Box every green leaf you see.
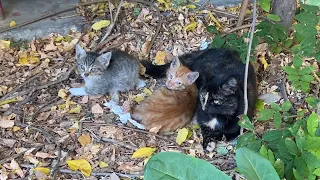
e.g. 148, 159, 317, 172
301, 4, 319, 13
255, 99, 265, 111
274, 46, 282, 54
307, 112, 319, 136
293, 55, 303, 69
260, 145, 268, 159
293, 169, 304, 180
313, 168, 320, 176
144, 152, 231, 180
300, 66, 313, 75
133, 7, 141, 16
278, 139, 294, 160
283, 66, 298, 75
316, 128, 320, 136
301, 75, 314, 82
247, 140, 262, 152
237, 132, 256, 148
281, 100, 292, 112
238, 114, 254, 131
207, 25, 218, 34
262, 130, 283, 142
236, 147, 280, 180
306, 97, 319, 108
301, 150, 320, 168
258, 0, 271, 12
274, 112, 282, 129
267, 149, 275, 164
273, 159, 284, 178
284, 39, 293, 48
315, 52, 320, 62
296, 127, 306, 150
292, 24, 317, 37
256, 109, 275, 121
285, 138, 298, 155
270, 103, 281, 111
267, 14, 281, 22
305, 137, 320, 150
295, 12, 319, 26
294, 157, 308, 177
211, 35, 226, 48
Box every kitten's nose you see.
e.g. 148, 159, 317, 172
84, 72, 89, 77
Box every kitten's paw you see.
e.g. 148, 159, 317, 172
136, 79, 146, 88
69, 87, 89, 96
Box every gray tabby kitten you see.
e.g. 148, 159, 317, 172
69, 44, 145, 102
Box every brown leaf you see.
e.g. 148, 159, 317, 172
91, 103, 104, 114
0, 120, 14, 128
10, 159, 24, 178
0, 138, 16, 148
79, 96, 89, 104
78, 134, 91, 147
44, 41, 57, 51
35, 152, 56, 159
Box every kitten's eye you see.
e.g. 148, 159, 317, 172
91, 68, 100, 72
176, 81, 182, 85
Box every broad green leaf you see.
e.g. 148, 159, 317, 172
277, 139, 294, 160
260, 145, 268, 159
296, 127, 306, 150
211, 35, 226, 48
284, 39, 293, 48
274, 112, 282, 129
313, 168, 320, 176
258, 0, 271, 12
294, 156, 308, 177
237, 132, 256, 148
246, 140, 262, 152
293, 169, 304, 180
281, 100, 292, 112
256, 109, 275, 121
292, 24, 317, 37
306, 97, 319, 108
315, 52, 320, 62
273, 159, 284, 178
283, 66, 298, 75
238, 114, 254, 131
301, 150, 320, 168
267, 149, 275, 164
144, 152, 231, 180
307, 112, 319, 136
305, 137, 320, 150
267, 14, 281, 22
301, 75, 314, 82
295, 12, 319, 26
236, 147, 280, 180
207, 25, 218, 34
270, 103, 281, 111
255, 99, 265, 111
300, 67, 313, 75
301, 4, 319, 13
316, 128, 320, 137
285, 138, 298, 155
263, 130, 283, 142
293, 55, 303, 69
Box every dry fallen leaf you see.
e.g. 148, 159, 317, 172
143, 88, 153, 96
149, 126, 162, 134
99, 161, 109, 168
78, 134, 91, 147
132, 147, 156, 158
66, 159, 92, 177
10, 159, 24, 178
0, 120, 14, 128
176, 128, 189, 145
184, 17, 198, 31
153, 51, 167, 65
9, 21, 16, 27
17, 52, 40, 66
91, 103, 104, 114
0, 40, 10, 49
1, 138, 16, 148
259, 55, 269, 70
34, 167, 50, 175
91, 20, 111, 30
58, 89, 68, 100
0, 98, 19, 106
35, 152, 56, 159
132, 94, 145, 103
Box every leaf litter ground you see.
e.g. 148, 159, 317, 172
0, 1, 315, 179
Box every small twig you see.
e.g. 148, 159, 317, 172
0, 0, 110, 34
108, 0, 114, 22
99, 36, 135, 53
14, 121, 54, 143
0, 146, 42, 164
224, 24, 254, 34
92, 33, 121, 51
20, 164, 142, 178
99, 0, 124, 45
3, 94, 38, 116
241, 0, 257, 135
51, 143, 61, 179
101, 137, 138, 150
237, 0, 249, 27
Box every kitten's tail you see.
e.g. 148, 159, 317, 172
140, 60, 170, 78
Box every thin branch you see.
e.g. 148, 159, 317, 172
237, 0, 249, 27
241, 0, 257, 135
99, 0, 124, 44
101, 137, 138, 150
0, 0, 110, 33
14, 121, 54, 143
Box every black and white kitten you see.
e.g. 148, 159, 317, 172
141, 48, 257, 149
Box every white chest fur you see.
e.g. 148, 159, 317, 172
205, 118, 219, 130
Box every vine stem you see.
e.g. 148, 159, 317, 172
241, 0, 257, 135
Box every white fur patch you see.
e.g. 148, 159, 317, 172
137, 79, 146, 88
69, 87, 88, 96
205, 118, 218, 130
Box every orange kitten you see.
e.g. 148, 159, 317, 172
131, 57, 199, 133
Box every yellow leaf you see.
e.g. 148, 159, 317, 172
0, 98, 19, 106
192, 124, 200, 130
0, 40, 10, 49
58, 89, 68, 100
69, 104, 82, 114
153, 51, 167, 65
133, 94, 145, 103
9, 21, 16, 27
66, 159, 92, 177
184, 20, 198, 31
34, 167, 50, 175
143, 88, 153, 96
17, 52, 40, 66
176, 128, 189, 145
132, 147, 156, 158
259, 56, 268, 70
78, 134, 91, 147
91, 20, 111, 30
99, 161, 109, 168
55, 36, 64, 42
186, 4, 196, 9
208, 12, 222, 29
12, 126, 21, 132
69, 121, 79, 131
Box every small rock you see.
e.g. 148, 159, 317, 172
259, 93, 281, 104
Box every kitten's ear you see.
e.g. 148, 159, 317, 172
221, 77, 238, 94
75, 44, 86, 60
170, 56, 181, 69
97, 52, 112, 67
186, 72, 199, 84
